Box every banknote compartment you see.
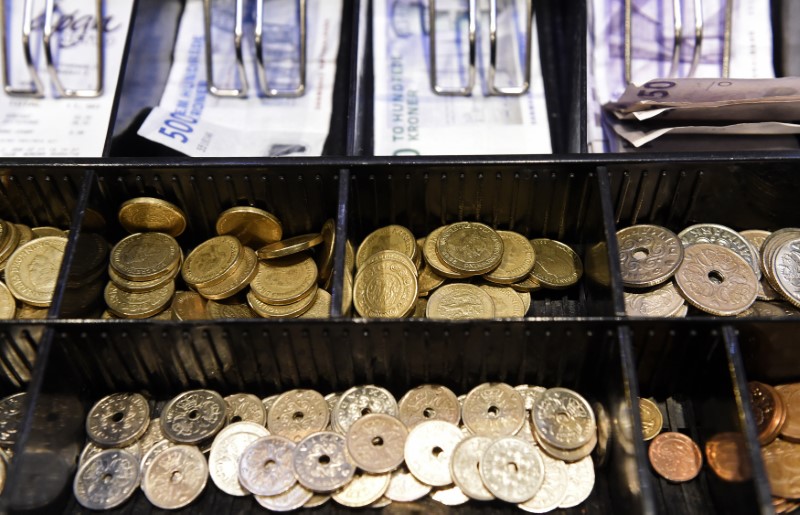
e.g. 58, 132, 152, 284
347, 160, 618, 317
3, 320, 647, 513
626, 320, 771, 514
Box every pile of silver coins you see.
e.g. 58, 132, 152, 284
619, 224, 800, 317
74, 383, 598, 511
0, 393, 25, 494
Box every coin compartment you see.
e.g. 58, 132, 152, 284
4, 320, 647, 512
347, 161, 618, 317
625, 320, 771, 514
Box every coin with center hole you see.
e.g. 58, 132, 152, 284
73, 449, 140, 510
332, 385, 398, 434
255, 482, 314, 511
239, 435, 297, 496
398, 384, 460, 429
431, 485, 470, 505
480, 437, 545, 503
142, 445, 208, 510
86, 393, 150, 448
160, 390, 227, 444
461, 382, 526, 437
267, 389, 329, 442
617, 225, 683, 288
404, 420, 464, 487
384, 467, 432, 502
450, 436, 495, 500
518, 452, 569, 513
558, 455, 595, 508
331, 471, 391, 508
346, 413, 408, 473
293, 431, 356, 492
224, 393, 267, 426
208, 422, 270, 496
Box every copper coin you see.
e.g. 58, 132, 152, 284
648, 432, 703, 482
749, 381, 786, 445
704, 432, 752, 482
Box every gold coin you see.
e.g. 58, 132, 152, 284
206, 299, 256, 319
0, 282, 15, 319
510, 275, 542, 292
150, 309, 175, 320
215, 206, 282, 247
257, 233, 324, 260
0, 222, 21, 265
426, 283, 495, 319
111, 233, 182, 282
67, 233, 109, 286
250, 253, 318, 305
247, 288, 317, 318
196, 247, 258, 300
15, 224, 33, 246
181, 235, 243, 288
299, 289, 332, 319
517, 290, 531, 314
356, 225, 417, 270
342, 269, 353, 315
436, 222, 503, 276
118, 197, 187, 237
484, 231, 535, 284
31, 226, 66, 239
6, 236, 67, 307
171, 291, 208, 321
418, 262, 445, 296
415, 238, 425, 270
639, 398, 663, 441
345, 241, 355, 273
108, 259, 180, 293
412, 298, 428, 318
478, 285, 525, 318
422, 227, 463, 279
16, 304, 48, 320
529, 239, 583, 289
316, 219, 337, 283
104, 280, 175, 319
353, 251, 418, 318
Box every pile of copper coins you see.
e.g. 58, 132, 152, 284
74, 383, 598, 511
620, 224, 800, 317
0, 220, 70, 320
748, 381, 800, 512
0, 393, 27, 494
102, 197, 335, 320
350, 223, 584, 319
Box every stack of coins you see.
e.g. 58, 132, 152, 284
748, 381, 800, 511
352, 223, 583, 319
74, 383, 598, 511
0, 392, 26, 495
638, 397, 705, 483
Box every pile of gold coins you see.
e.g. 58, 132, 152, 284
749, 381, 800, 512
101, 197, 335, 320
620, 224, 800, 317
350, 223, 584, 319
74, 383, 598, 511
0, 392, 27, 494
0, 220, 70, 320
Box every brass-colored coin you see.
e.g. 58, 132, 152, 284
16, 304, 48, 319
250, 253, 318, 305
485, 231, 536, 284
171, 291, 208, 321
31, 226, 66, 239
426, 284, 495, 320
776, 384, 800, 442
479, 285, 525, 318
257, 233, 324, 260
108, 258, 180, 293
436, 222, 503, 276
415, 238, 425, 270
215, 206, 282, 248
353, 251, 418, 318
412, 298, 427, 318
14, 224, 33, 246
298, 289, 332, 319
741, 230, 771, 253
206, 299, 256, 319
638, 398, 663, 441
247, 288, 317, 319
0, 222, 21, 265
517, 290, 531, 314
530, 239, 583, 289
67, 233, 110, 286
196, 247, 258, 300
104, 280, 175, 319
511, 275, 543, 292
0, 282, 15, 319
761, 439, 800, 499
342, 269, 353, 315
118, 197, 187, 237
6, 236, 67, 307
111, 233, 182, 282
418, 262, 445, 296
316, 219, 336, 283
422, 227, 463, 279
356, 225, 417, 270
182, 235, 243, 288
345, 241, 355, 273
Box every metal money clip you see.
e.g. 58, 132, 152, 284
624, 0, 733, 85
429, 0, 532, 97
204, 0, 306, 98
2, 0, 104, 98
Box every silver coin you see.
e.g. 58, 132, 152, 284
624, 281, 685, 317
738, 300, 800, 318
515, 385, 547, 413
293, 431, 356, 492
385, 467, 432, 502
397, 384, 460, 429
535, 428, 597, 462
518, 452, 569, 513
593, 402, 612, 467
404, 420, 464, 487
449, 436, 495, 501
771, 238, 800, 309
239, 435, 297, 496
370, 496, 392, 508
762, 228, 800, 282
142, 445, 208, 510
558, 455, 595, 509
0, 393, 26, 448
679, 223, 758, 275
136, 419, 166, 456
79, 440, 142, 468
73, 449, 140, 510
617, 225, 683, 288
209, 421, 270, 496
516, 417, 537, 444
333, 385, 398, 434
224, 393, 267, 426
670, 303, 689, 318
462, 382, 526, 437
324, 392, 340, 412
140, 440, 173, 476
161, 390, 226, 444
757, 278, 780, 301
262, 394, 279, 413
346, 413, 408, 473
480, 437, 545, 503
86, 393, 150, 448
430, 485, 470, 506
303, 493, 330, 508
332, 471, 391, 507
255, 482, 314, 511
267, 389, 329, 442
532, 388, 596, 450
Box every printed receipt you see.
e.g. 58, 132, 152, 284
138, 0, 342, 157
373, 0, 551, 156
0, 0, 135, 157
